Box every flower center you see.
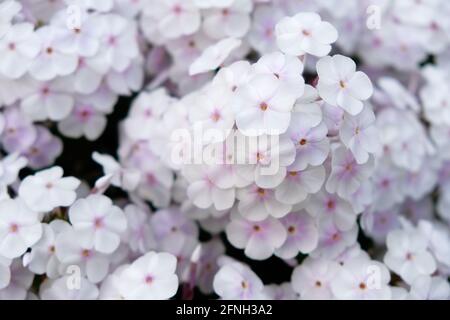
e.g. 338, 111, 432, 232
79, 109, 92, 121
430, 21, 439, 31
29, 147, 40, 155
302, 29, 311, 36
82, 249, 91, 258
327, 200, 335, 210
146, 173, 157, 185
256, 152, 265, 162
381, 179, 390, 188
256, 188, 266, 197
46, 47, 53, 55
288, 226, 296, 234
9, 223, 19, 233
108, 36, 117, 46
299, 139, 307, 146
241, 281, 248, 289
42, 87, 50, 95
315, 281, 322, 287
359, 282, 367, 290
210, 110, 221, 122
145, 275, 154, 285
259, 102, 268, 111
339, 80, 347, 89
253, 225, 261, 232
94, 217, 104, 229
8, 43, 16, 51
173, 4, 182, 14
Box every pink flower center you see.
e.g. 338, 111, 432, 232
255, 187, 267, 200
78, 57, 86, 68
210, 110, 221, 122
77, 107, 93, 122
259, 102, 268, 111
29, 147, 40, 155
41, 87, 50, 96
256, 152, 265, 162
264, 28, 273, 38
8, 43, 16, 51
94, 217, 104, 229
9, 223, 19, 233
144, 109, 153, 118
327, 200, 335, 210
146, 173, 157, 185
145, 275, 154, 284
173, 5, 182, 14
331, 232, 341, 241
381, 179, 390, 188
430, 21, 439, 31
108, 36, 117, 46
82, 249, 91, 258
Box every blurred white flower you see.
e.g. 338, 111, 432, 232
68, 194, 127, 254
118, 251, 178, 300
0, 198, 42, 259
275, 12, 337, 57
19, 166, 80, 212
317, 55, 373, 115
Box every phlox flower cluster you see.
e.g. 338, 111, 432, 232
0, 0, 450, 300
